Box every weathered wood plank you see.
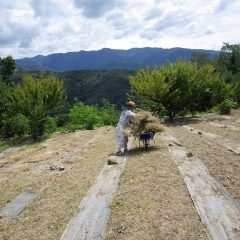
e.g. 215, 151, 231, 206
0, 191, 37, 218
206, 121, 240, 132
60, 155, 128, 240
161, 133, 240, 240
183, 125, 240, 155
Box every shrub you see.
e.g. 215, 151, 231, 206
55, 114, 70, 127
44, 117, 57, 134
69, 102, 98, 129
1, 114, 29, 138
69, 100, 118, 130
97, 100, 118, 126
218, 99, 237, 115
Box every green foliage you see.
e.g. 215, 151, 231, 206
218, 43, 240, 76
129, 60, 228, 120
68, 100, 118, 130
1, 114, 29, 138
44, 117, 57, 134
191, 52, 212, 66
69, 102, 98, 129
58, 70, 131, 110
214, 42, 240, 105
97, 99, 119, 126
9, 73, 65, 141
13, 70, 132, 113
0, 78, 12, 127
0, 56, 16, 85
55, 114, 70, 127
218, 99, 237, 115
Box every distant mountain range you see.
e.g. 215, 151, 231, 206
16, 47, 219, 72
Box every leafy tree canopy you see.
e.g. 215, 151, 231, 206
0, 56, 16, 84
129, 60, 230, 120
9, 73, 65, 140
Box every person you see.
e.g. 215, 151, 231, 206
115, 101, 136, 155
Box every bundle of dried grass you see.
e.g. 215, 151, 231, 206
128, 111, 164, 137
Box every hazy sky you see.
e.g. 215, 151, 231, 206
1, 0, 240, 59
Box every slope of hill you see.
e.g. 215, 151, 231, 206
1, 111, 240, 239
16, 47, 218, 72
59, 69, 132, 108
13, 70, 132, 109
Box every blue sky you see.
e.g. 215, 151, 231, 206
0, 0, 240, 58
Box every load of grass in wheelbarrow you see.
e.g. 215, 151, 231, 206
124, 111, 164, 149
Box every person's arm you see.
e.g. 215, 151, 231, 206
127, 110, 135, 124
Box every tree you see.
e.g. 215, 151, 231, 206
0, 76, 12, 130
0, 56, 16, 84
216, 43, 240, 104
217, 43, 240, 78
10, 73, 65, 141
129, 60, 227, 120
191, 52, 211, 66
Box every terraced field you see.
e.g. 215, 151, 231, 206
0, 111, 240, 240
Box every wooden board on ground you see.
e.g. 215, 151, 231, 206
0, 191, 37, 218
105, 135, 208, 239
183, 125, 240, 155
161, 132, 240, 240
61, 155, 128, 240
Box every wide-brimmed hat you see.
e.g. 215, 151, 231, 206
127, 101, 136, 107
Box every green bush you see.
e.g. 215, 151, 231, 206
44, 117, 57, 134
97, 100, 118, 126
218, 99, 237, 115
55, 114, 70, 127
69, 100, 118, 130
69, 102, 98, 129
1, 114, 29, 138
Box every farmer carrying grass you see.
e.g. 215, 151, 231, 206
115, 101, 136, 155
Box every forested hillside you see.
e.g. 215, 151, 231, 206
13, 70, 132, 110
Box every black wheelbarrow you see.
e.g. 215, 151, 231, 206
138, 131, 156, 150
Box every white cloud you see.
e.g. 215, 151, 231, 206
0, 0, 239, 58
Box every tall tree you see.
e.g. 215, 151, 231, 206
217, 43, 240, 76
129, 60, 228, 120
0, 56, 16, 84
191, 52, 211, 66
10, 73, 65, 141
0, 76, 12, 129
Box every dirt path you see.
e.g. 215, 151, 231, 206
0, 127, 116, 240
105, 135, 208, 240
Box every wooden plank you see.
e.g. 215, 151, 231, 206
161, 133, 240, 240
61, 155, 128, 240
0, 191, 37, 218
183, 125, 240, 155
207, 121, 240, 132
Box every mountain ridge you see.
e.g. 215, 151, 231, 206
16, 47, 219, 72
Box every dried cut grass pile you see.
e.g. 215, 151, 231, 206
127, 111, 164, 137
